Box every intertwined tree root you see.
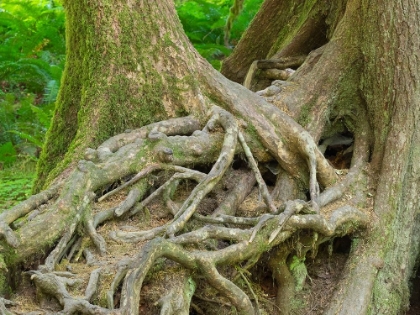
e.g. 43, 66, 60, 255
1, 106, 370, 314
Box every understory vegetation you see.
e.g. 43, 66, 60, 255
0, 0, 64, 161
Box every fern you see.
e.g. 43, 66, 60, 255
7, 131, 43, 148
0, 0, 64, 161
30, 103, 54, 129
44, 79, 60, 104
0, 0, 65, 94
0, 59, 52, 92
0, 142, 17, 167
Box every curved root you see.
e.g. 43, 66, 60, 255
0, 108, 371, 314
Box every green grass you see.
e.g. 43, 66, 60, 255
0, 160, 36, 211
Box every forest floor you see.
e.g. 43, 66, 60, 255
0, 127, 418, 314
5, 167, 354, 315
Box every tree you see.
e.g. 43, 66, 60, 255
1, 0, 419, 314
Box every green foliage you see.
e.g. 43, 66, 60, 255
0, 92, 54, 163
0, 0, 65, 94
0, 161, 35, 210
0, 175, 33, 209
0, 0, 64, 162
175, 0, 263, 69
0, 142, 16, 167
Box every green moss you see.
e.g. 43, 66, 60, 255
0, 274, 9, 296
34, 0, 197, 192
369, 281, 408, 315
297, 100, 316, 127
0, 254, 11, 295
246, 122, 258, 138
171, 145, 184, 161
289, 255, 307, 292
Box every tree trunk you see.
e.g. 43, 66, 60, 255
221, 0, 347, 85
325, 0, 420, 313
1, 0, 419, 314
34, 0, 209, 192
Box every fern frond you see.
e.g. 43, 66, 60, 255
30, 104, 53, 129
7, 130, 43, 148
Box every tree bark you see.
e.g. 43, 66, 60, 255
325, 0, 420, 313
221, 0, 347, 84
34, 0, 210, 192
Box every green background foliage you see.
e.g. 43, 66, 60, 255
0, 162, 33, 209
0, 0, 64, 165
176, 0, 263, 69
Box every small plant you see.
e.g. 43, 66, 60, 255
0, 92, 54, 164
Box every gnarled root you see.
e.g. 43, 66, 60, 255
1, 105, 370, 314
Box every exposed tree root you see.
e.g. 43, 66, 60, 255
1, 103, 371, 314
238, 131, 277, 214
0, 184, 61, 248
0, 297, 16, 315
27, 270, 115, 315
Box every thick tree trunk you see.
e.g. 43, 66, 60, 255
326, 0, 420, 313
221, 0, 347, 85
34, 0, 209, 192
223, 0, 420, 313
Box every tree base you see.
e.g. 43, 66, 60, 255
1, 107, 370, 315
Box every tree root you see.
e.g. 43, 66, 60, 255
27, 270, 116, 315
1, 105, 371, 314
211, 170, 256, 217
156, 270, 195, 315
238, 131, 277, 213
0, 297, 16, 315
0, 184, 60, 248
105, 204, 367, 315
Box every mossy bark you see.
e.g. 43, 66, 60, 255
224, 0, 420, 313
326, 0, 420, 313
34, 0, 209, 192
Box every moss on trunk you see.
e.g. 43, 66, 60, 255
34, 0, 206, 192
